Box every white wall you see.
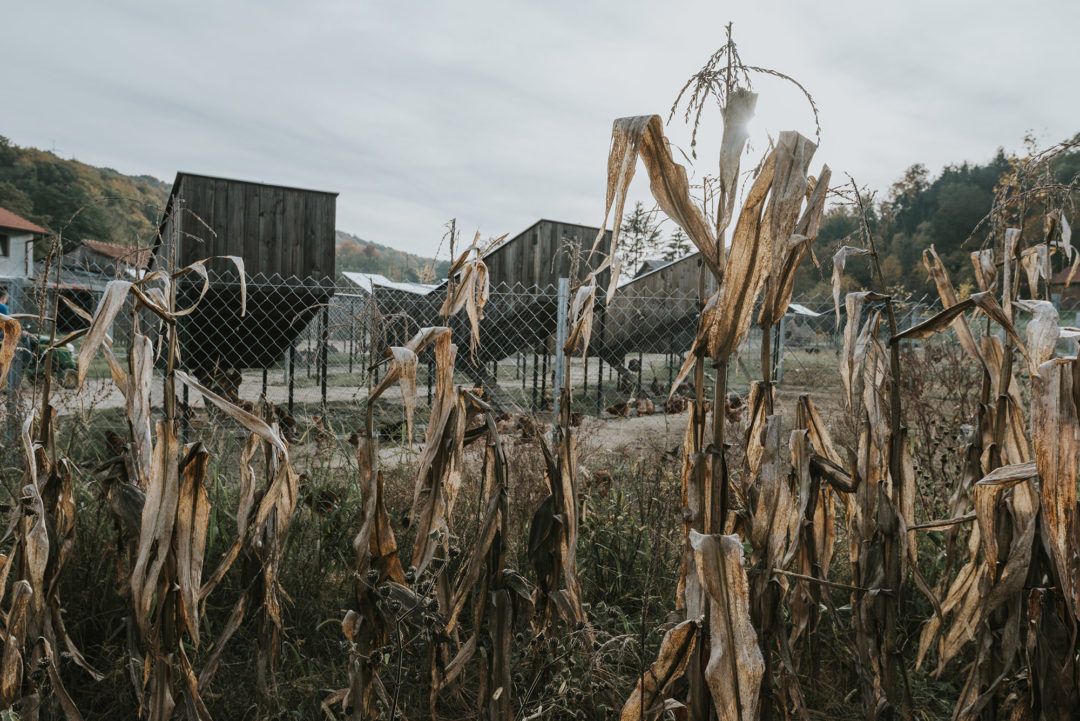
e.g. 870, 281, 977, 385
0, 231, 32, 280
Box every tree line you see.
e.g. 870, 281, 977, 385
618, 136, 1080, 297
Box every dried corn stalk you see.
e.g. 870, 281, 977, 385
194, 416, 298, 701
689, 531, 764, 721
404, 328, 466, 576
528, 392, 587, 627
0, 406, 102, 720
433, 392, 533, 719
0, 313, 20, 390
597, 60, 823, 719
440, 231, 497, 357
73, 254, 291, 718
619, 619, 699, 721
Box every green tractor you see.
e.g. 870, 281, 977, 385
19, 334, 78, 389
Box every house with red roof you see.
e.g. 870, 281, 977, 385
65, 237, 153, 277
0, 206, 48, 281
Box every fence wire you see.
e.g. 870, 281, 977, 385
5, 267, 1080, 453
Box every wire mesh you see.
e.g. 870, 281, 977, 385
4, 265, 1080, 456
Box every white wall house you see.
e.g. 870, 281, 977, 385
0, 206, 47, 281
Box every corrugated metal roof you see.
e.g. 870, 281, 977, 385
788, 302, 822, 317
342, 271, 439, 296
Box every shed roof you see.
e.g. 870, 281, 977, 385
171, 171, 339, 197
342, 271, 439, 296
32, 265, 110, 292
80, 238, 153, 268
1050, 267, 1079, 285
155, 171, 340, 244
0, 207, 47, 235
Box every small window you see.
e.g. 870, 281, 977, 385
0, 234, 9, 257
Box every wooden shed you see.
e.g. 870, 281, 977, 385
599, 251, 714, 359
353, 219, 611, 408
376, 219, 614, 360
156, 172, 336, 279
481, 219, 612, 290
154, 173, 338, 375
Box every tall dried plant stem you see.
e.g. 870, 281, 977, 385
850, 181, 912, 720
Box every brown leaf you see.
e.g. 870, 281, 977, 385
0, 581, 32, 706
440, 233, 490, 356
76, 280, 133, 388
176, 444, 211, 647
972, 461, 1037, 572
352, 436, 405, 586
892, 292, 1034, 373
598, 116, 719, 277
831, 246, 871, 328
175, 370, 288, 457
689, 530, 764, 721
715, 89, 759, 255
564, 283, 597, 357
620, 619, 700, 721
0, 313, 21, 392
759, 164, 832, 328
709, 132, 818, 360
1032, 357, 1080, 617
970, 249, 996, 292
130, 420, 180, 637
923, 245, 986, 370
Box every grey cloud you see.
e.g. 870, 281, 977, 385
2, 0, 1078, 257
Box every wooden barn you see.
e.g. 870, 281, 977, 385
454, 219, 612, 365
358, 219, 612, 357
600, 251, 715, 359
350, 220, 611, 408
154, 172, 338, 376
480, 219, 612, 290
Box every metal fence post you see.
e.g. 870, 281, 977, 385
552, 277, 569, 433
531, 348, 539, 411
288, 343, 296, 415
776, 314, 787, 383
320, 303, 329, 410
348, 297, 355, 374
595, 293, 605, 415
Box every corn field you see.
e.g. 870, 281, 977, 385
1, 36, 1080, 721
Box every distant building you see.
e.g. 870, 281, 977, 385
1050, 267, 1080, 303
154, 172, 340, 375
65, 238, 152, 278
633, 257, 672, 277
342, 271, 439, 297
0, 206, 47, 281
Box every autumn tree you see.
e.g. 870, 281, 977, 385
618, 201, 662, 274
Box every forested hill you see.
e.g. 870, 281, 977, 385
794, 137, 1080, 299
336, 230, 449, 282
0, 135, 170, 246
0, 135, 448, 282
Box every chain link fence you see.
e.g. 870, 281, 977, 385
5, 266, 1080, 451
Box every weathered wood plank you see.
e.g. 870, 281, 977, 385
227, 181, 245, 270
242, 183, 260, 272
161, 174, 337, 279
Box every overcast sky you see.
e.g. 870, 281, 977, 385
3, 0, 1077, 258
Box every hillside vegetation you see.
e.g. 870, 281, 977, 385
336, 229, 449, 282
795, 137, 1080, 298
0, 136, 448, 282
4, 133, 1078, 293
0, 135, 170, 247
